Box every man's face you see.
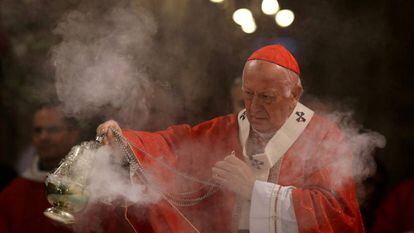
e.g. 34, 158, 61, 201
32, 107, 78, 165
242, 60, 299, 133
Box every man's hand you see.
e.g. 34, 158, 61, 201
96, 120, 122, 145
212, 153, 255, 200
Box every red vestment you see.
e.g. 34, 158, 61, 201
0, 177, 73, 233
123, 112, 364, 233
0, 174, 150, 232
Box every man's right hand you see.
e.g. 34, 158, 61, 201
96, 120, 123, 145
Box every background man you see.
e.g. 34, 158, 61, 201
98, 44, 364, 233
0, 102, 79, 233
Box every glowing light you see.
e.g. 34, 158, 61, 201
241, 22, 257, 34
232, 8, 257, 34
275, 9, 295, 27
232, 8, 254, 26
261, 0, 279, 15
210, 0, 224, 3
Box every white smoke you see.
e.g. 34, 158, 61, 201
84, 145, 159, 204
328, 111, 386, 180
69, 145, 160, 233
51, 1, 157, 128
304, 97, 387, 190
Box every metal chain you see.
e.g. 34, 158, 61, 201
127, 131, 222, 188
110, 128, 220, 206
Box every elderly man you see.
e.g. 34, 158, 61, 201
0, 103, 79, 233
98, 45, 364, 233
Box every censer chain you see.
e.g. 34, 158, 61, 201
110, 128, 220, 206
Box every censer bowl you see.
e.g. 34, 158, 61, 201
43, 140, 100, 224
44, 174, 89, 224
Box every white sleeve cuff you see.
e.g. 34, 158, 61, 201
249, 180, 298, 233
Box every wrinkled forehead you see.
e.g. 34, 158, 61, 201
242, 60, 294, 89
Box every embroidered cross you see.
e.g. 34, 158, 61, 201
295, 111, 306, 122
240, 110, 247, 120
250, 158, 264, 169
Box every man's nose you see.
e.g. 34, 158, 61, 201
36, 129, 51, 141
250, 95, 264, 111
39, 131, 49, 140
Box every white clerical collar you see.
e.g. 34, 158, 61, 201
250, 127, 275, 141
21, 156, 49, 182
237, 102, 314, 169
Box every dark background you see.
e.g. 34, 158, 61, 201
0, 0, 413, 230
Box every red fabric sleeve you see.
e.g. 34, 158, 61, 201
292, 124, 365, 233
122, 114, 240, 188
121, 114, 240, 233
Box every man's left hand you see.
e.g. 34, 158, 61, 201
212, 154, 255, 200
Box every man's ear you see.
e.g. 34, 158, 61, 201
291, 84, 303, 101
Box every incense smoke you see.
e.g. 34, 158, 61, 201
70, 145, 160, 233
304, 97, 386, 197
85, 146, 159, 204
51, 1, 157, 129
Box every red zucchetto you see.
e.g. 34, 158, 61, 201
247, 44, 300, 75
